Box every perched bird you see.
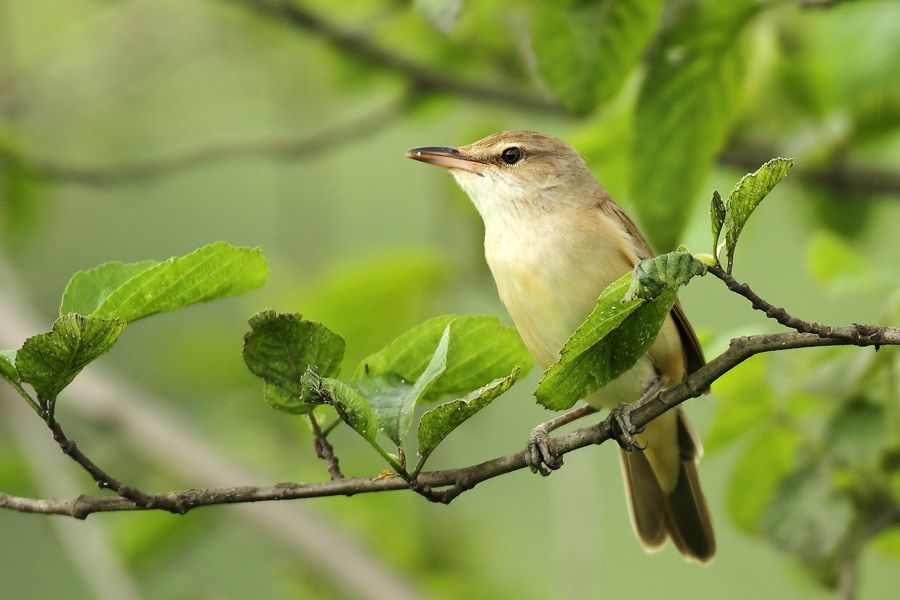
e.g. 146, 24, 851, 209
407, 131, 715, 562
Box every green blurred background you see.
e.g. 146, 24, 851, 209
1, 0, 899, 598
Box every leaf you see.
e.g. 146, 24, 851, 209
355, 315, 532, 402
320, 377, 378, 443
417, 368, 520, 459
263, 382, 310, 415
243, 311, 345, 406
710, 190, 726, 257
631, 0, 758, 251
356, 326, 451, 445
60, 260, 159, 316
15, 314, 125, 401
824, 399, 887, 467
873, 527, 900, 563
415, 0, 462, 33
704, 357, 775, 452
94, 242, 268, 322
760, 463, 855, 561
726, 426, 803, 534
724, 157, 793, 273
535, 273, 677, 410
624, 249, 707, 301
0, 349, 18, 383
807, 231, 878, 293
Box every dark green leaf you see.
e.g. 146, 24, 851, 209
624, 249, 706, 301
761, 463, 854, 561
724, 157, 793, 272
631, 0, 758, 251
535, 274, 676, 410
710, 190, 725, 257
355, 315, 531, 402
60, 260, 159, 316
704, 357, 775, 452
0, 349, 18, 383
417, 368, 520, 459
15, 314, 125, 401
93, 242, 268, 322
321, 377, 378, 442
726, 425, 803, 533
243, 311, 345, 401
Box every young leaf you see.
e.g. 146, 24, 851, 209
93, 242, 268, 322
535, 274, 677, 410
724, 157, 793, 273
59, 260, 159, 316
760, 463, 854, 561
355, 326, 451, 445
631, 0, 758, 251
710, 190, 725, 258
320, 377, 378, 443
417, 368, 520, 460
0, 349, 18, 383
242, 311, 345, 401
15, 314, 125, 401
624, 249, 707, 301
355, 315, 532, 401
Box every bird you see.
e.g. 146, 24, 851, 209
407, 130, 715, 562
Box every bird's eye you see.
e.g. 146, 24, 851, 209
500, 147, 523, 165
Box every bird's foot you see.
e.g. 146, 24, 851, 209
611, 404, 646, 452
525, 423, 564, 476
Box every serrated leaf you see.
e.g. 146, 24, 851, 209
535, 274, 677, 410
418, 368, 519, 459
624, 249, 706, 301
15, 314, 125, 401
242, 311, 345, 402
320, 377, 378, 442
0, 349, 18, 383
631, 0, 757, 251
705, 357, 775, 452
724, 157, 793, 273
263, 382, 310, 415
760, 463, 855, 561
710, 190, 725, 257
356, 326, 451, 445
355, 315, 531, 402
93, 242, 268, 322
60, 260, 159, 316
726, 426, 803, 534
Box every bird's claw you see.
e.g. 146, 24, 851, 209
611, 404, 646, 452
526, 424, 564, 476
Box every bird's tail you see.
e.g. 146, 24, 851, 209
618, 408, 715, 562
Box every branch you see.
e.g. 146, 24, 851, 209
3, 325, 897, 518
227, 0, 560, 114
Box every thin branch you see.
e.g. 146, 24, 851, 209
227, 0, 559, 114
309, 414, 343, 480
4, 325, 897, 518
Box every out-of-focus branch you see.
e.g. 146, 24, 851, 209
227, 0, 560, 114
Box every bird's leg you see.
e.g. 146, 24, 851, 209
611, 376, 664, 452
526, 404, 597, 476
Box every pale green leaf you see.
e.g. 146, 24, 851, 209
242, 311, 345, 402
726, 425, 803, 533
15, 314, 125, 401
535, 274, 677, 410
631, 0, 757, 251
624, 249, 706, 301
321, 377, 378, 442
418, 368, 519, 459
0, 349, 17, 383
705, 357, 775, 452
59, 260, 159, 316
724, 157, 793, 272
94, 242, 268, 322
872, 527, 900, 563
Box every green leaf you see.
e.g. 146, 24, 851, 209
356, 315, 532, 402
624, 249, 707, 301
417, 368, 520, 459
724, 157, 793, 273
704, 357, 775, 452
873, 527, 900, 563
263, 382, 310, 415
357, 326, 451, 445
726, 425, 803, 534
594, 0, 666, 102
807, 231, 878, 293
631, 0, 757, 251
760, 463, 855, 561
94, 242, 268, 322
535, 274, 677, 410
0, 349, 18, 383
824, 399, 887, 467
15, 314, 125, 401
710, 190, 726, 257
320, 377, 378, 443
242, 311, 345, 402
60, 260, 159, 316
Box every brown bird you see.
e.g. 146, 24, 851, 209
408, 131, 715, 562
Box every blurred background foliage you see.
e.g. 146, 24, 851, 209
1, 0, 899, 598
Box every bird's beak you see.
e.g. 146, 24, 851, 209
406, 146, 488, 174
